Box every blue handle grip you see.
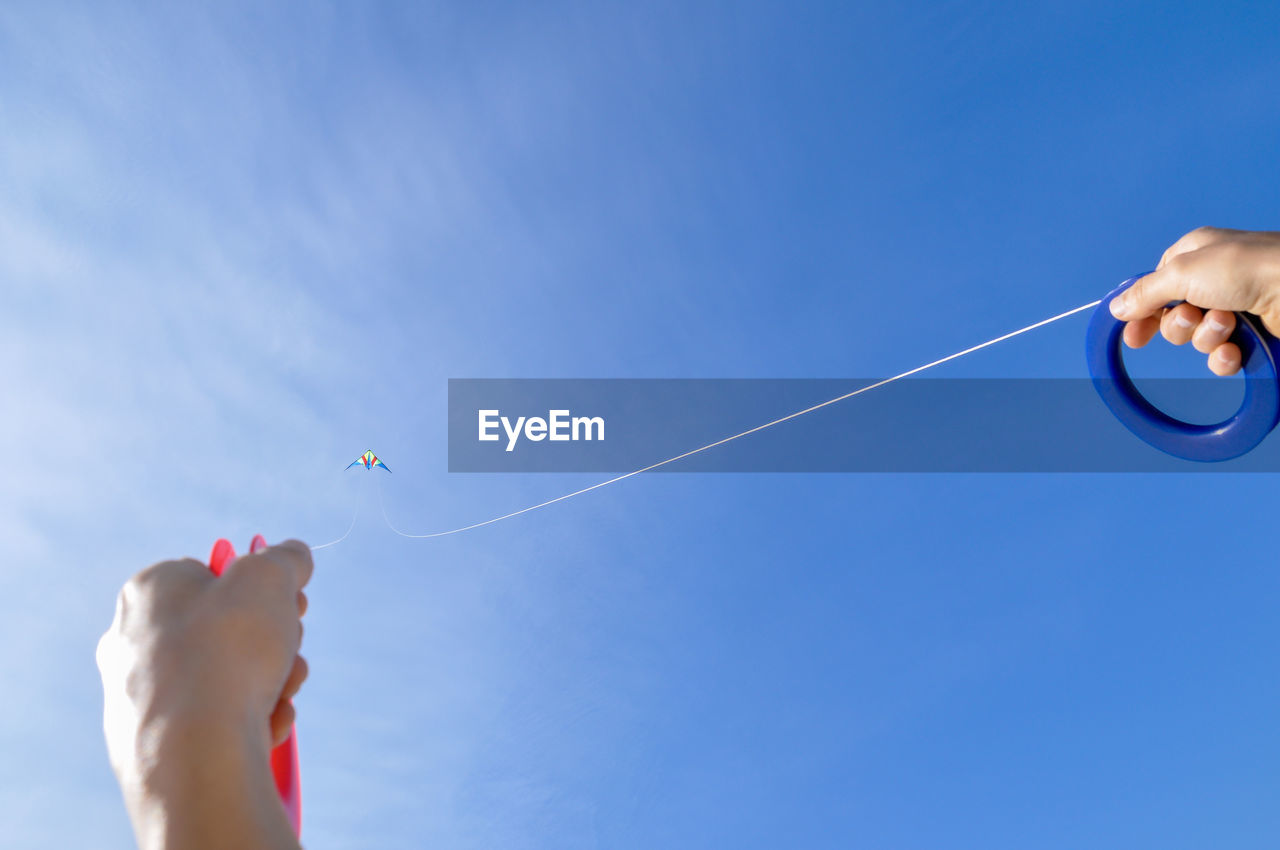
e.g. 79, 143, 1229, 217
1086, 274, 1280, 461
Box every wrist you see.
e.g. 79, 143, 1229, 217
123, 708, 296, 850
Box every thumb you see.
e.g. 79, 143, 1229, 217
1110, 267, 1190, 321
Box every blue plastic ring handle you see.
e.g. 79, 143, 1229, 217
1086, 274, 1280, 462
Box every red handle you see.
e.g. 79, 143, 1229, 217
208, 535, 303, 838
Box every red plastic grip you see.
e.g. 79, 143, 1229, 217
207, 535, 303, 838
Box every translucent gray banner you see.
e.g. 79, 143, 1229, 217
447, 378, 1280, 472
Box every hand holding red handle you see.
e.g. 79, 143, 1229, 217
207, 535, 303, 838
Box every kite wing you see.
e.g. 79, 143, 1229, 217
346, 450, 390, 471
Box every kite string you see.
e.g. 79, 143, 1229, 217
378, 298, 1103, 540
310, 479, 364, 551
378, 478, 414, 539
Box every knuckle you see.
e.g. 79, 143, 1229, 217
1185, 225, 1223, 247
128, 558, 203, 590
119, 576, 152, 612
128, 561, 169, 589
227, 552, 292, 590
94, 631, 113, 671
119, 558, 207, 614
1163, 253, 1194, 282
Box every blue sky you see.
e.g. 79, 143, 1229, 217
3, 1, 1280, 847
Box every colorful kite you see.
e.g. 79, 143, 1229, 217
346, 449, 391, 472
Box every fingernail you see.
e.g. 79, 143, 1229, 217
1173, 314, 1193, 329
1208, 317, 1229, 333
1110, 295, 1129, 318
1214, 349, 1237, 367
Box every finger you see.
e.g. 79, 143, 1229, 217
1111, 267, 1192, 321
223, 540, 314, 603
297, 590, 308, 617
281, 654, 309, 700
1122, 316, 1161, 348
1209, 342, 1242, 376
265, 540, 315, 591
131, 558, 211, 591
269, 699, 296, 747
1157, 226, 1232, 269
121, 558, 212, 614
1192, 310, 1236, 354
1159, 303, 1202, 345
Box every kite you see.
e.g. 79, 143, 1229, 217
346, 449, 391, 472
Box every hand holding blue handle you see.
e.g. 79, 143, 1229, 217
1086, 274, 1280, 461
